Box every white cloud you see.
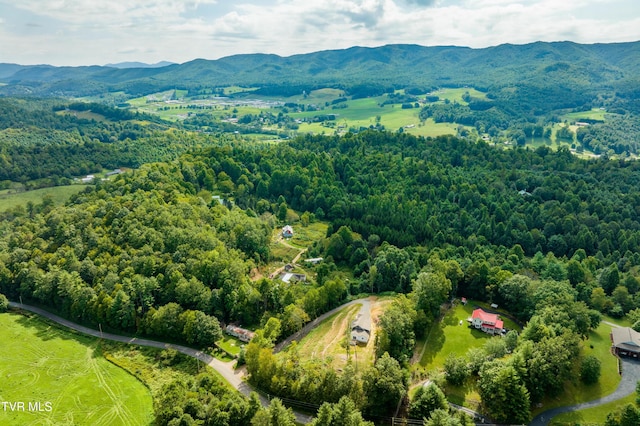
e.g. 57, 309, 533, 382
0, 0, 638, 65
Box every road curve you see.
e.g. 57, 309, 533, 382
274, 297, 372, 353
7, 301, 312, 423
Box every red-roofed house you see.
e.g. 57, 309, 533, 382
469, 308, 504, 335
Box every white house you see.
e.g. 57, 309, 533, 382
469, 308, 504, 335
225, 325, 255, 343
282, 225, 294, 238
351, 307, 371, 344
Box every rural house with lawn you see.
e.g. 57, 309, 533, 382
469, 308, 504, 335
611, 327, 640, 358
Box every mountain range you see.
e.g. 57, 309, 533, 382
1, 41, 639, 99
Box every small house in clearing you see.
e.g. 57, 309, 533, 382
282, 225, 294, 238
469, 308, 504, 335
612, 327, 640, 358
351, 307, 371, 344
280, 273, 307, 283
225, 325, 255, 343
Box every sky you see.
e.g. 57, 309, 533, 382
1, 0, 639, 66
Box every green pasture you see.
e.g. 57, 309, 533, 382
216, 336, 244, 357
0, 185, 88, 212
562, 108, 610, 122
0, 312, 153, 426
269, 241, 300, 262
431, 87, 488, 104
222, 86, 259, 95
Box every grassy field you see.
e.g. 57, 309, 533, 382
288, 221, 329, 248
0, 185, 88, 212
216, 336, 244, 358
0, 311, 153, 426
431, 87, 487, 104
296, 304, 363, 370
562, 108, 610, 122
295, 297, 391, 371
416, 301, 521, 409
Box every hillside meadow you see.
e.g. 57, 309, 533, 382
0, 311, 153, 426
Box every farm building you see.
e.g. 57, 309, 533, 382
611, 327, 640, 358
280, 273, 306, 283
468, 308, 504, 335
282, 225, 294, 238
225, 325, 255, 343
351, 307, 371, 344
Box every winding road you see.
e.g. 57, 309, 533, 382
11, 300, 634, 425
7, 301, 312, 423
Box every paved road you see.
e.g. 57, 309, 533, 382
530, 321, 640, 425
8, 301, 312, 423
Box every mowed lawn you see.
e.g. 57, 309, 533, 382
0, 312, 153, 426
419, 301, 519, 368
534, 321, 622, 420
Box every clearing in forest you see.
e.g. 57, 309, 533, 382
296, 297, 391, 371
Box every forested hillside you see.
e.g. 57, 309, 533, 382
0, 98, 237, 187
4, 128, 640, 422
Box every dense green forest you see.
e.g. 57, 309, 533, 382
4, 127, 640, 422
0, 98, 242, 187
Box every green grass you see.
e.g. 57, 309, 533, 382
0, 311, 153, 426
562, 108, 610, 122
419, 303, 492, 368
216, 336, 244, 357
105, 343, 236, 395
289, 221, 329, 248
432, 87, 487, 104
419, 301, 520, 369
270, 242, 300, 262
531, 322, 621, 417
0, 185, 88, 212
550, 394, 635, 425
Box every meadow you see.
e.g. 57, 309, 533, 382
0, 184, 88, 212
293, 297, 392, 371
0, 311, 153, 426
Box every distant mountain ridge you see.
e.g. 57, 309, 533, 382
104, 61, 176, 69
1, 41, 639, 98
